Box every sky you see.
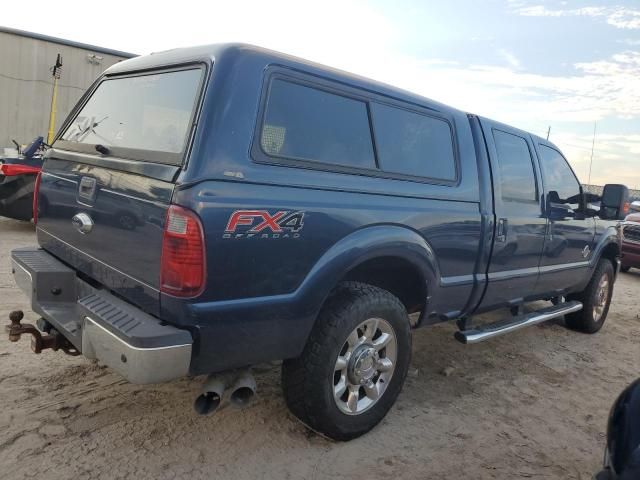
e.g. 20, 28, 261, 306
4, 0, 639, 187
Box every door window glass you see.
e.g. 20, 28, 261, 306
539, 145, 581, 212
492, 130, 537, 202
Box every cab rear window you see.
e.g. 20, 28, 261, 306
58, 67, 204, 165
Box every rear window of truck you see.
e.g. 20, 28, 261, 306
57, 67, 204, 165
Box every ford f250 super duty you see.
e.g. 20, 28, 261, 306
6, 44, 629, 440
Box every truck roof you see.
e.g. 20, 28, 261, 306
104, 43, 462, 117
105, 42, 559, 152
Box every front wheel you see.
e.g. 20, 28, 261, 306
566, 259, 615, 333
282, 282, 411, 441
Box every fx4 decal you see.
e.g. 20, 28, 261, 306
224, 210, 305, 239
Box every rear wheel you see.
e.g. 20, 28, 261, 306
282, 282, 411, 441
566, 259, 615, 333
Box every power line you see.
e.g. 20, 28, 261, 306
0, 72, 86, 91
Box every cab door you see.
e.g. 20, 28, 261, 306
478, 119, 547, 309
534, 142, 596, 293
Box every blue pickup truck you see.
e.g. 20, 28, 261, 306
7, 44, 628, 440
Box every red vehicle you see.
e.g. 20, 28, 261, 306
0, 137, 45, 221
621, 213, 640, 272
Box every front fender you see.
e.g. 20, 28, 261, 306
591, 223, 622, 273
573, 223, 622, 292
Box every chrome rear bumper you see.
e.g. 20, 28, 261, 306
11, 247, 192, 384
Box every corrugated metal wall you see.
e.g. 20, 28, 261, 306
0, 31, 130, 147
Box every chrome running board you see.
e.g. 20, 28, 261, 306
455, 301, 583, 344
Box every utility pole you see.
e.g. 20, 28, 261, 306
47, 54, 63, 144
587, 122, 596, 186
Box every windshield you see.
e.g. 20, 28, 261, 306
60, 68, 203, 163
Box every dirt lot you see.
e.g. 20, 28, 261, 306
1, 216, 639, 480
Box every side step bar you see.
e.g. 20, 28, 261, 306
455, 301, 583, 344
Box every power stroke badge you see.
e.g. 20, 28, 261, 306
223, 210, 305, 239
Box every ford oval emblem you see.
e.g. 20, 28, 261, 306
72, 213, 94, 234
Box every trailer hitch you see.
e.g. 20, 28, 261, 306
6, 310, 80, 356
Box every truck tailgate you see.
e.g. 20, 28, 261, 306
36, 152, 175, 316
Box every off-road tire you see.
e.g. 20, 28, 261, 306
281, 282, 411, 441
566, 259, 615, 333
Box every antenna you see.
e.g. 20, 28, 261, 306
546, 126, 551, 140
587, 122, 596, 186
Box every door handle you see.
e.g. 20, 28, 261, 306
497, 218, 507, 242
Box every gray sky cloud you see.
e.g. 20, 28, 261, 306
516, 4, 640, 30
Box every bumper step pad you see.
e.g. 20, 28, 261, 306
79, 291, 191, 348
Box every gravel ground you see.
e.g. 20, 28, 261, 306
1, 216, 639, 479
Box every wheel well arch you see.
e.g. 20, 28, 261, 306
338, 256, 428, 317
599, 241, 620, 272
296, 225, 439, 341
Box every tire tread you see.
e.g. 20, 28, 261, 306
282, 281, 410, 440
566, 259, 614, 333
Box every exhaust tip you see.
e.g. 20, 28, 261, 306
195, 374, 226, 415
194, 391, 222, 415
230, 387, 255, 407
229, 370, 257, 408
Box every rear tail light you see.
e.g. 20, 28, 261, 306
0, 164, 41, 176
160, 205, 206, 297
33, 171, 42, 224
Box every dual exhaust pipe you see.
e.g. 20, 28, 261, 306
194, 369, 256, 415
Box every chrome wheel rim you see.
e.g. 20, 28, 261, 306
333, 318, 397, 415
593, 274, 610, 322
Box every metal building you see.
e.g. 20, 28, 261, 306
0, 27, 135, 148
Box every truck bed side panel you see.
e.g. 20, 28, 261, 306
164, 180, 482, 373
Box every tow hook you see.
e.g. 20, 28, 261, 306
5, 310, 80, 356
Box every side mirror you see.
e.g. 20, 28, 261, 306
601, 184, 630, 220
546, 190, 581, 219
549, 204, 572, 220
